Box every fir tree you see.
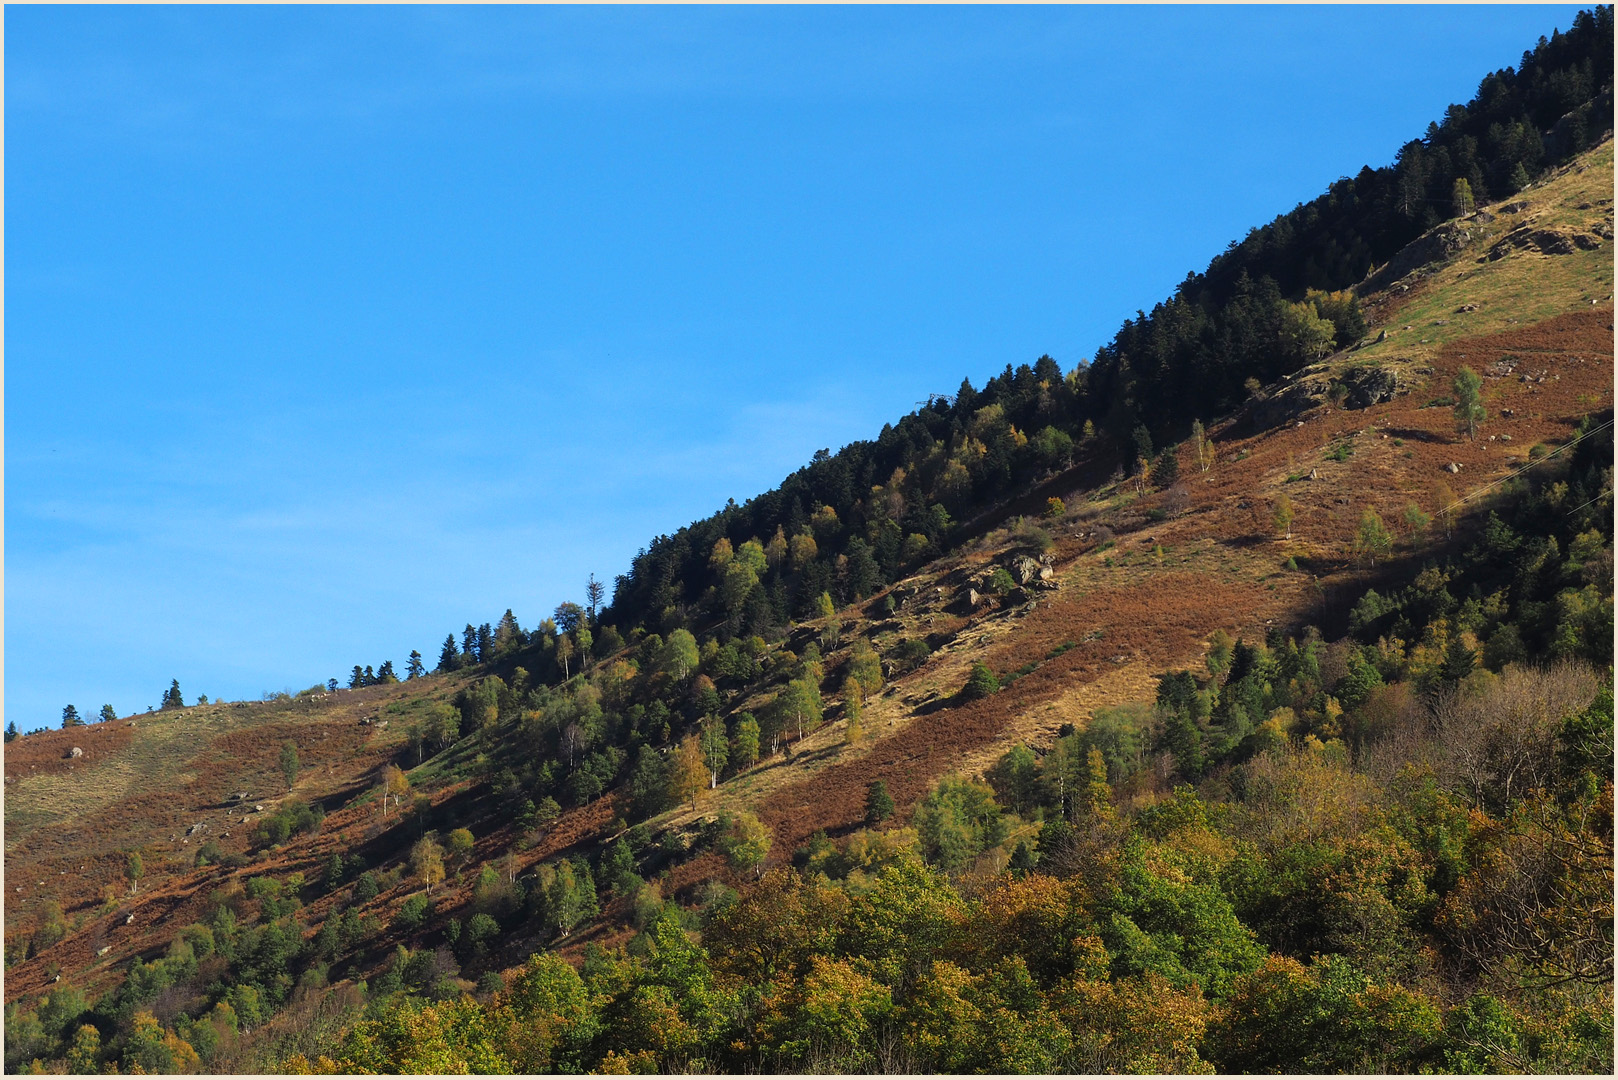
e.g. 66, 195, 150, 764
865, 780, 894, 824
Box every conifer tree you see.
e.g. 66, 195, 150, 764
161, 680, 185, 710
585, 575, 606, 622
406, 651, 425, 680
437, 635, 459, 673
62, 705, 82, 728
865, 780, 894, 824
99, 704, 118, 724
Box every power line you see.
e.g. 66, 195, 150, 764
1438, 417, 1613, 518
1564, 485, 1613, 518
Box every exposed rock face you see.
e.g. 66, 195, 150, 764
68, 747, 83, 759
1340, 365, 1400, 409
1364, 222, 1472, 291
1247, 362, 1403, 429
1248, 378, 1327, 430
1487, 226, 1604, 260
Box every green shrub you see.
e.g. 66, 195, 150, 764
962, 662, 1000, 701
392, 893, 433, 934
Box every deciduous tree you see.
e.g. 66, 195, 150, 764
1353, 508, 1393, 567
1273, 493, 1295, 540
700, 720, 729, 788
669, 735, 707, 809
411, 837, 445, 894
279, 741, 300, 792
1453, 366, 1485, 441
731, 713, 760, 771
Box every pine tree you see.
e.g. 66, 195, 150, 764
494, 610, 523, 656
1150, 448, 1180, 488
1008, 839, 1036, 876
376, 660, 397, 684
62, 705, 83, 728
161, 680, 185, 710
437, 635, 459, 673
4, 721, 17, 742
585, 575, 606, 622
349, 665, 365, 689
865, 780, 894, 824
99, 704, 118, 724
406, 651, 425, 680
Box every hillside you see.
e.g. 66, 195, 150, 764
4, 24, 1613, 1074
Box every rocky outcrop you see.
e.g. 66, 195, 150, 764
1339, 364, 1401, 409
1247, 377, 1328, 429
1247, 362, 1405, 430
1363, 221, 1473, 292
1486, 226, 1604, 260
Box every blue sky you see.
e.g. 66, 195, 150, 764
5, 5, 1587, 724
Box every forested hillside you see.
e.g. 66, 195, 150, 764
3, 8, 1612, 1075
603, 4, 1612, 639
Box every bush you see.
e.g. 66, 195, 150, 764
893, 638, 932, 672
962, 662, 1000, 701
392, 893, 434, 934
1012, 517, 1055, 553
249, 800, 323, 849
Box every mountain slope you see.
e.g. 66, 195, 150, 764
4, 38, 1613, 1075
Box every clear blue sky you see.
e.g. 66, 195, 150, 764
5, 5, 1587, 725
